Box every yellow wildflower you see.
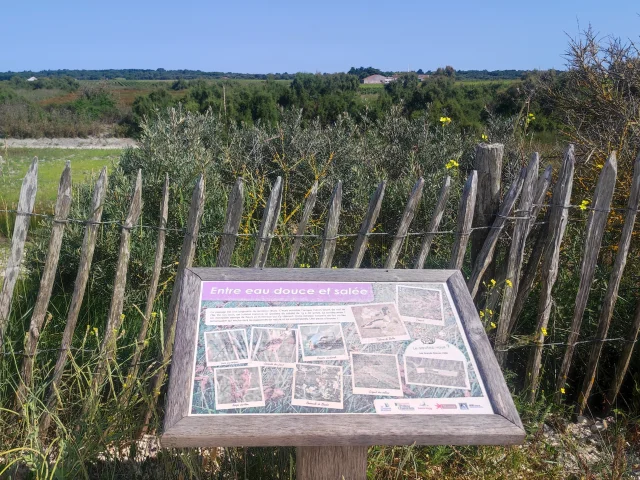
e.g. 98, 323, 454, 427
479, 311, 485, 318
579, 199, 590, 211
490, 322, 496, 329
93, 327, 98, 336
120, 313, 126, 321
445, 159, 460, 170
151, 312, 157, 318
481, 133, 488, 141
505, 279, 513, 288
488, 309, 493, 315
541, 327, 548, 336
560, 387, 566, 394
490, 279, 496, 288
439, 116, 452, 125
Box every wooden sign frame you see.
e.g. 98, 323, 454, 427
162, 268, 524, 447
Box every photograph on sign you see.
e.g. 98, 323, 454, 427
396, 285, 445, 325
214, 366, 266, 410
298, 323, 348, 361
350, 352, 403, 396
350, 302, 410, 343
249, 327, 298, 367
404, 357, 469, 389
204, 329, 249, 367
291, 363, 344, 409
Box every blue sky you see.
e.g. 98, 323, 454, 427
3, 0, 638, 73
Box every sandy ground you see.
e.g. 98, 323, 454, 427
2, 137, 137, 149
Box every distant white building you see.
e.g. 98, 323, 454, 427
363, 74, 388, 84
27, 77, 37, 82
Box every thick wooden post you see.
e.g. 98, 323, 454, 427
144, 175, 205, 431
525, 146, 575, 402
287, 181, 318, 268
89, 170, 143, 409
384, 177, 424, 269
217, 177, 244, 268
467, 168, 525, 298
494, 154, 539, 365
18, 163, 71, 404
251, 176, 282, 268
296, 446, 368, 480
0, 157, 38, 350
40, 167, 108, 439
349, 181, 385, 268
449, 171, 477, 270
471, 144, 503, 268
414, 176, 451, 269
126, 174, 170, 399
318, 181, 343, 268
578, 153, 640, 413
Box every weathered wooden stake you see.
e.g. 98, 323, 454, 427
144, 175, 205, 431
467, 168, 525, 298
287, 181, 318, 268
506, 166, 553, 340
449, 171, 477, 270
217, 177, 244, 268
384, 178, 424, 269
414, 176, 451, 269
495, 154, 539, 365
17, 162, 71, 404
251, 177, 282, 268
554, 152, 617, 403
126, 174, 170, 398
40, 167, 108, 438
318, 181, 343, 268
88, 170, 143, 410
471, 144, 503, 268
578, 153, 640, 413
608, 299, 640, 407
349, 181, 385, 268
525, 146, 575, 402
0, 158, 38, 350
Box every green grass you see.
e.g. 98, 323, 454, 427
0, 148, 119, 211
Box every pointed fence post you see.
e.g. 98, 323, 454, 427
40, 167, 108, 439
471, 144, 503, 268
384, 178, 424, 269
287, 181, 318, 268
88, 170, 143, 411
414, 176, 451, 269
467, 168, 526, 298
525, 146, 575, 402
217, 178, 244, 268
318, 181, 342, 268
349, 181, 385, 268
17, 163, 71, 405
578, 153, 640, 413
144, 175, 205, 432
608, 299, 640, 407
505, 166, 553, 344
555, 153, 617, 403
449, 171, 477, 270
126, 174, 170, 399
494, 154, 539, 365
0, 158, 38, 350
251, 177, 282, 268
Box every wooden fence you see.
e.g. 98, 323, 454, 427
1, 143, 639, 439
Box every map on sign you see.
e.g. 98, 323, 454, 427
188, 281, 493, 416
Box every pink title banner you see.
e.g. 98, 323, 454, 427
201, 281, 374, 303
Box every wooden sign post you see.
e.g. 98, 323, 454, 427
162, 268, 524, 479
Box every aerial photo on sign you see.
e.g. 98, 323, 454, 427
189, 281, 493, 416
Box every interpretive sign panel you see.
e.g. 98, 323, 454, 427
162, 269, 525, 447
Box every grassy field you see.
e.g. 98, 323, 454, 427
0, 148, 118, 210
